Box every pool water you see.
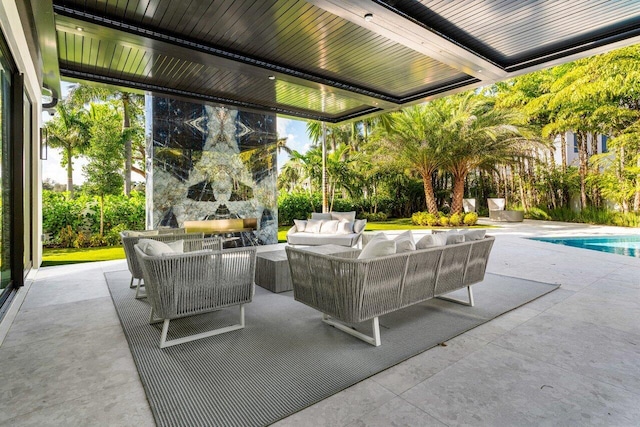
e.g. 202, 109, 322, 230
530, 235, 640, 258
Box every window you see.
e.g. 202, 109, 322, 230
601, 135, 608, 153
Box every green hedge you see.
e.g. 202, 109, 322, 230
43, 190, 145, 247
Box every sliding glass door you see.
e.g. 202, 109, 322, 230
0, 35, 13, 306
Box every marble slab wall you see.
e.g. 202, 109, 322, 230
146, 96, 278, 245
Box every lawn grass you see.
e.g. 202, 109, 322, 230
42, 246, 125, 267
43, 219, 495, 265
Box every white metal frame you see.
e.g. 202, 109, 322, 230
437, 286, 475, 307
150, 305, 246, 349
322, 313, 381, 347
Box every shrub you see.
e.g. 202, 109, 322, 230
425, 213, 439, 226
411, 211, 428, 226
463, 212, 478, 226
58, 225, 77, 248
359, 212, 388, 222
449, 213, 463, 226
277, 192, 316, 225
74, 231, 93, 248
439, 216, 450, 226
104, 223, 127, 246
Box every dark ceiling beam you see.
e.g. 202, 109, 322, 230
307, 0, 507, 82
52, 4, 401, 107
59, 67, 377, 123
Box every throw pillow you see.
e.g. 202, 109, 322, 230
320, 219, 339, 234
446, 234, 465, 245
336, 219, 354, 234
138, 239, 174, 256
126, 230, 159, 237
166, 240, 184, 253
394, 230, 416, 253
358, 238, 396, 259
293, 219, 307, 232
460, 229, 486, 241
330, 211, 356, 222
304, 219, 323, 233
353, 219, 367, 233
416, 235, 435, 249
311, 212, 332, 220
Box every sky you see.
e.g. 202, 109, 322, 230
42, 90, 313, 185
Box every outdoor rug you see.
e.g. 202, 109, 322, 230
106, 270, 559, 427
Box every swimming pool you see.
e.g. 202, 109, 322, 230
530, 235, 640, 258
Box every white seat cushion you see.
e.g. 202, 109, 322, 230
336, 219, 354, 234
320, 220, 340, 234
294, 219, 307, 232
394, 230, 416, 253
304, 219, 323, 233
358, 236, 396, 259
138, 239, 184, 256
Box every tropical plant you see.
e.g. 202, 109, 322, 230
44, 101, 90, 198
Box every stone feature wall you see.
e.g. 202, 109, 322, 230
146, 96, 278, 245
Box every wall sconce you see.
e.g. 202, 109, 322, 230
40, 128, 48, 160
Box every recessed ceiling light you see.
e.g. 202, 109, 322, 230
477, 69, 483, 73
268, 75, 276, 80
364, 13, 373, 22
76, 26, 84, 31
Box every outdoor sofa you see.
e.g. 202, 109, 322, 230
286, 211, 367, 247
134, 239, 256, 348
286, 230, 494, 346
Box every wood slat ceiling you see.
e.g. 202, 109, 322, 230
47, 0, 640, 122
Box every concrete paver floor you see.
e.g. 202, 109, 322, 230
1, 220, 639, 426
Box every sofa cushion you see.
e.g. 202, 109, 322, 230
358, 234, 396, 259
446, 234, 465, 245
311, 212, 332, 220
138, 238, 181, 256
394, 230, 416, 253
294, 219, 307, 232
287, 232, 360, 246
304, 219, 323, 233
336, 219, 354, 234
320, 220, 339, 234
416, 233, 450, 248
125, 229, 159, 237
460, 229, 486, 241
166, 240, 184, 253
331, 211, 356, 222
353, 219, 367, 233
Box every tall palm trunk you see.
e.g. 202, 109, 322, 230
421, 172, 438, 215
66, 161, 74, 198
122, 94, 132, 197
577, 132, 589, 209
451, 171, 467, 214
99, 194, 105, 236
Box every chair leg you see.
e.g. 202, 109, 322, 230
322, 314, 381, 346
158, 304, 247, 349
129, 276, 135, 289
437, 286, 474, 307
149, 307, 163, 324
135, 278, 146, 299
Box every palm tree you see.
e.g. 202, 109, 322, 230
44, 101, 90, 198
67, 84, 144, 196
385, 105, 447, 215
440, 94, 525, 213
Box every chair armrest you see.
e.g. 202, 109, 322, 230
286, 225, 297, 236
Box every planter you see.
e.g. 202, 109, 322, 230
489, 210, 524, 222
463, 198, 476, 213
487, 198, 506, 211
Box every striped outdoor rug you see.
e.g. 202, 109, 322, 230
105, 270, 558, 427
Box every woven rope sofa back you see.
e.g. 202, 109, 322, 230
286, 236, 494, 323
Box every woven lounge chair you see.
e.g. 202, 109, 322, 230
135, 244, 257, 348
120, 231, 211, 298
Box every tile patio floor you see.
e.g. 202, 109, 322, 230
1, 220, 639, 426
